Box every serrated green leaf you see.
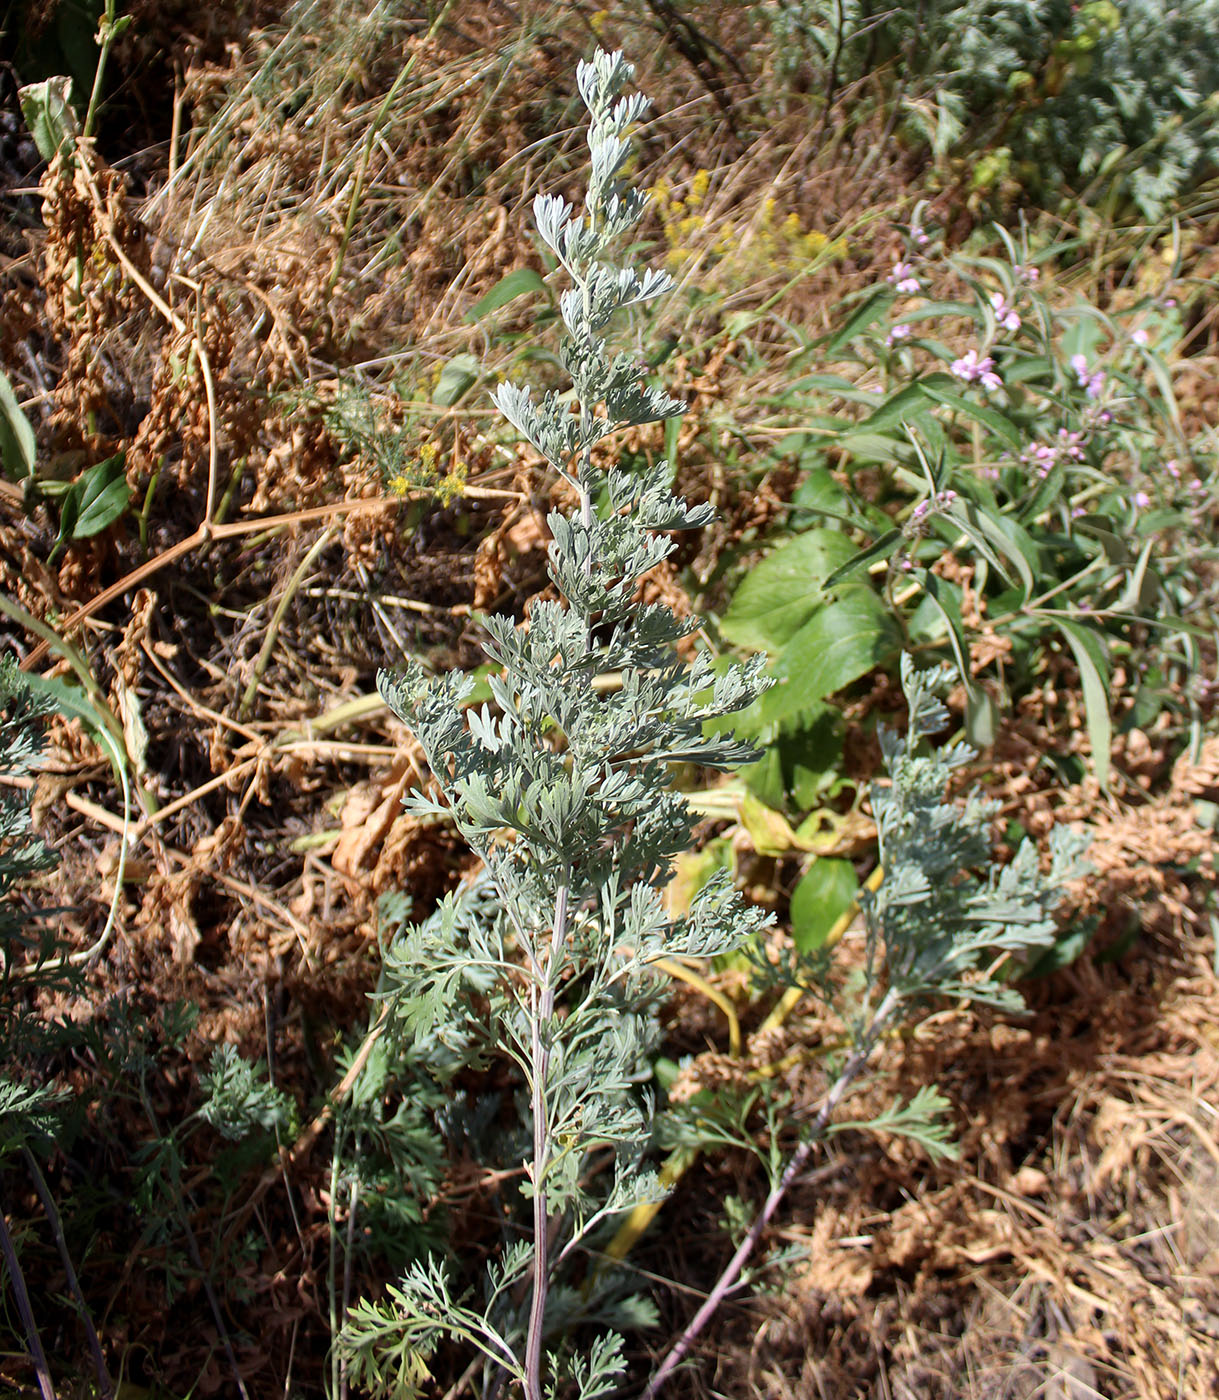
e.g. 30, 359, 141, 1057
464, 268, 548, 323
790, 856, 858, 952
720, 528, 857, 651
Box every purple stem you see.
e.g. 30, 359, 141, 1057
22, 1149, 113, 1400
642, 986, 901, 1399
0, 1195, 57, 1400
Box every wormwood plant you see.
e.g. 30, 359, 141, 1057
643, 656, 1088, 1395
353, 49, 770, 1400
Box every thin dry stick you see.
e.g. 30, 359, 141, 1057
238, 526, 337, 718
641, 984, 901, 1400
19, 498, 393, 673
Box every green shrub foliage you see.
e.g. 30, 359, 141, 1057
771, 0, 1219, 215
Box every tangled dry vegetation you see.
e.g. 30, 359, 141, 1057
2, 2, 1218, 1396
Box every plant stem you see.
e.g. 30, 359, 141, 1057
0, 1197, 57, 1400
642, 984, 902, 1400
83, 0, 120, 143
524, 877, 570, 1400
21, 1149, 114, 1399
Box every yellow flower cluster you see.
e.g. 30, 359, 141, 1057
386, 438, 465, 504
648, 172, 845, 278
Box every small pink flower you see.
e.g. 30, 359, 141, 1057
989, 291, 1021, 332
887, 323, 912, 345
1133, 491, 1151, 508
888, 261, 921, 294
951, 348, 1001, 391
1131, 328, 1150, 347
1071, 354, 1106, 398
1165, 458, 1180, 478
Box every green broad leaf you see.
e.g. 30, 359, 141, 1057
1053, 617, 1112, 790
18, 77, 79, 164
720, 528, 857, 652
0, 370, 36, 481
834, 430, 908, 462
898, 300, 976, 323
464, 268, 548, 323
965, 685, 999, 749
742, 744, 785, 809
920, 383, 1023, 451
1002, 354, 1055, 385
771, 588, 900, 718
1023, 920, 1095, 978
1020, 458, 1065, 524
1060, 316, 1105, 369
946, 499, 1037, 601
917, 571, 968, 668
790, 466, 852, 520
821, 529, 901, 590
72, 454, 130, 537
857, 382, 930, 432
790, 856, 858, 952
432, 353, 481, 406
1072, 513, 1131, 565
1143, 349, 1183, 436
913, 571, 997, 747
826, 288, 893, 354
1113, 537, 1159, 613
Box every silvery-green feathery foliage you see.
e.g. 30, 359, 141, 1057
0, 656, 56, 929
641, 657, 1088, 1398
861, 655, 1088, 1016
0, 657, 64, 1150
366, 48, 770, 1400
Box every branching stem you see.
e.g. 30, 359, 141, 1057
642, 984, 902, 1399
